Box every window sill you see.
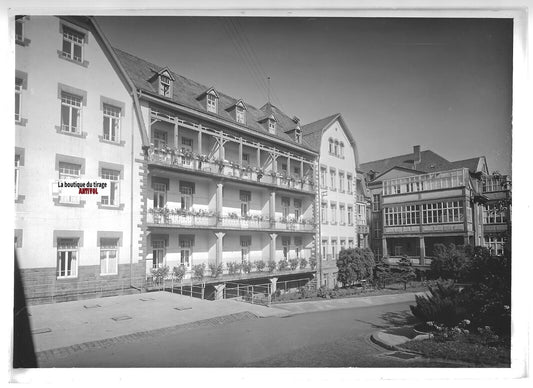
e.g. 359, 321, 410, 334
55, 126, 88, 139
15, 118, 28, 127
57, 50, 89, 67
53, 198, 86, 208
98, 136, 126, 146
97, 202, 125, 210
100, 273, 118, 277
16, 38, 31, 47
57, 275, 78, 280
15, 195, 25, 204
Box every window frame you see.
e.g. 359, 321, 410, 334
236, 105, 246, 124
61, 25, 85, 63
101, 168, 121, 207
15, 78, 23, 123
58, 161, 82, 204
60, 91, 82, 134
57, 238, 79, 279
152, 240, 166, 269
100, 238, 119, 276
207, 93, 218, 113
102, 104, 121, 143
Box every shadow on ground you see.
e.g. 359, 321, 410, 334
380, 310, 418, 326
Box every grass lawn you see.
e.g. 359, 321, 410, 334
401, 337, 510, 366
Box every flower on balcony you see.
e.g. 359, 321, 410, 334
214, 158, 226, 167
227, 212, 240, 219
254, 167, 265, 176
196, 154, 209, 162
229, 161, 241, 169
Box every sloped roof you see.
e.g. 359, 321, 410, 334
113, 48, 315, 153
449, 157, 483, 174
359, 150, 453, 176
300, 113, 342, 151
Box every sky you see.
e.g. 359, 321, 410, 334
96, 16, 513, 175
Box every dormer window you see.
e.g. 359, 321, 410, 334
159, 75, 171, 97
236, 105, 246, 124
268, 119, 276, 134
207, 93, 218, 113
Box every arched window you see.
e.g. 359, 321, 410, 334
340, 142, 344, 157
334, 140, 339, 156
329, 138, 334, 154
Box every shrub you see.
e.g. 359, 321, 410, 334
309, 257, 317, 270
289, 258, 299, 270
430, 243, 468, 281
151, 265, 169, 284
173, 265, 186, 282
299, 258, 308, 269
208, 262, 223, 278
267, 260, 277, 273
192, 263, 206, 280
278, 259, 289, 271
226, 261, 238, 275
410, 282, 469, 327
374, 261, 393, 289
317, 286, 329, 298
336, 248, 375, 287
391, 256, 416, 290
242, 260, 253, 274
254, 260, 266, 272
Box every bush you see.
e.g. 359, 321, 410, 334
254, 260, 266, 272
336, 248, 375, 287
317, 286, 329, 298
242, 260, 253, 274
267, 260, 277, 273
192, 263, 206, 280
226, 261, 241, 275
289, 258, 299, 270
299, 258, 308, 269
430, 243, 468, 281
374, 261, 393, 289
208, 263, 223, 278
173, 265, 186, 282
309, 257, 317, 270
278, 259, 289, 271
410, 282, 469, 327
151, 265, 169, 284
391, 256, 416, 290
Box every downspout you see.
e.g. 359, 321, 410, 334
129, 96, 134, 288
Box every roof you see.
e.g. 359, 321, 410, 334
449, 157, 484, 174
300, 113, 343, 151
113, 48, 316, 153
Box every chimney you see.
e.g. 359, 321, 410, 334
413, 145, 421, 168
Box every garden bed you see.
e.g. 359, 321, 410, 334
400, 336, 510, 367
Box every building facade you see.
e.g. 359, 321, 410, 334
360, 146, 493, 267
301, 114, 365, 288
481, 173, 512, 256
14, 16, 148, 302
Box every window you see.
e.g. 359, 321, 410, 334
321, 202, 327, 223
103, 104, 121, 142
347, 174, 352, 194
331, 239, 337, 259
159, 75, 171, 97
330, 204, 337, 224
334, 141, 339, 156
372, 194, 380, 212
15, 18, 24, 42
100, 238, 118, 275
179, 238, 193, 268
207, 93, 217, 113
483, 204, 507, 224
348, 239, 354, 249
236, 105, 246, 124
282, 197, 290, 218
340, 142, 344, 157
421, 201, 464, 224
294, 237, 302, 258
242, 153, 249, 164
57, 238, 78, 278
485, 236, 505, 256
347, 206, 353, 226
358, 204, 367, 223
268, 119, 276, 133
294, 199, 302, 220
282, 237, 290, 259
340, 240, 346, 251
330, 169, 336, 190
15, 78, 22, 122
321, 239, 328, 260
241, 236, 251, 262
153, 182, 167, 209
61, 26, 84, 63
320, 167, 327, 187
240, 190, 251, 217
180, 181, 195, 211
328, 138, 334, 154
339, 173, 345, 192
14, 155, 20, 199
59, 162, 81, 204
281, 163, 287, 173
152, 240, 166, 269
101, 168, 120, 207
61, 92, 82, 133
152, 130, 167, 148
340, 205, 346, 225
181, 137, 193, 148
384, 205, 421, 226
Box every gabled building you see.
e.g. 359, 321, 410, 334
360, 146, 494, 266
301, 113, 366, 288
15, 16, 148, 303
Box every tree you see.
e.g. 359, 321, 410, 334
392, 256, 416, 290
374, 260, 393, 289
430, 243, 468, 281
336, 248, 376, 287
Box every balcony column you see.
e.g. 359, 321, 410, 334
256, 147, 261, 168
218, 135, 225, 160
287, 156, 291, 175
419, 236, 426, 266
239, 138, 243, 165
174, 120, 179, 148
216, 182, 223, 216
382, 237, 388, 257
270, 233, 278, 261
269, 190, 276, 222
197, 128, 202, 154
215, 232, 225, 266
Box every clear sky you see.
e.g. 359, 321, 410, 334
96, 16, 513, 175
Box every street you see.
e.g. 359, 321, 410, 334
39, 301, 456, 367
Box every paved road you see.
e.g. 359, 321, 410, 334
39, 301, 456, 367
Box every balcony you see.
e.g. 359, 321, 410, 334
382, 168, 468, 196
147, 146, 315, 194
147, 208, 316, 232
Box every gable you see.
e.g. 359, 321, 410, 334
374, 167, 424, 182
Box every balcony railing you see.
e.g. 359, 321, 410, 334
382, 168, 468, 196
147, 209, 315, 232
147, 146, 315, 193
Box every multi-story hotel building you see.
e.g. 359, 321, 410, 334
360, 146, 493, 266
15, 16, 148, 302
301, 114, 365, 288
481, 173, 511, 256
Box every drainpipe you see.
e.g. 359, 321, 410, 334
129, 97, 135, 288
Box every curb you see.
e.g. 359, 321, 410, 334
36, 311, 259, 364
